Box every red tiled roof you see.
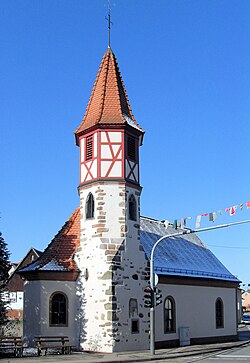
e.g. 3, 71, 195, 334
20, 208, 80, 273
75, 48, 143, 143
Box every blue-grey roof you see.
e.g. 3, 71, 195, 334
20, 259, 68, 272
140, 217, 239, 282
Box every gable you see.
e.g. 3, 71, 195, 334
18, 208, 80, 278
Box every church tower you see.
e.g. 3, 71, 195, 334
74, 48, 149, 352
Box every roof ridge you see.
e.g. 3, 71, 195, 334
76, 52, 107, 133
109, 50, 124, 121
112, 52, 135, 122
19, 207, 80, 273
98, 49, 113, 124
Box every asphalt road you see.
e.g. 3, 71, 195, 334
2, 326, 250, 363
194, 345, 250, 362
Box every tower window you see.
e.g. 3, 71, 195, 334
131, 319, 139, 334
128, 194, 137, 221
127, 136, 136, 161
164, 296, 176, 333
86, 193, 94, 219
49, 292, 68, 326
86, 135, 93, 161
216, 298, 224, 328
129, 298, 138, 318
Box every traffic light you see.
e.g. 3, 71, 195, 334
144, 286, 153, 308
154, 287, 162, 306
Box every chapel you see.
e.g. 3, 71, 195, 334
19, 45, 240, 352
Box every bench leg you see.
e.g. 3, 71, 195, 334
17, 348, 23, 358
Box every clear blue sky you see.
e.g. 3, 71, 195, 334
1, 0, 250, 285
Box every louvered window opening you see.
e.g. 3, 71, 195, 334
128, 136, 136, 161
86, 136, 93, 160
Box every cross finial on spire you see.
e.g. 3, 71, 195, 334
106, 0, 113, 48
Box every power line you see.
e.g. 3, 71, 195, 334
207, 244, 248, 249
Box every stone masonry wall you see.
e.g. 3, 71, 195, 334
76, 181, 150, 352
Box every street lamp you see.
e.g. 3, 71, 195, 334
149, 219, 250, 356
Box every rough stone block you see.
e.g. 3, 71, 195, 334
97, 228, 109, 233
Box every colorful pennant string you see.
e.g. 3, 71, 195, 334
170, 200, 250, 230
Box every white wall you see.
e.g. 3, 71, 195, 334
2, 291, 23, 310
8, 291, 23, 310
23, 280, 80, 347
155, 283, 237, 343
77, 182, 149, 352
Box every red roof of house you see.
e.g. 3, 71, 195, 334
75, 48, 143, 144
19, 208, 80, 273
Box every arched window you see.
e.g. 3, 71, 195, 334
164, 296, 176, 333
86, 193, 94, 219
128, 194, 137, 221
129, 299, 139, 333
216, 298, 224, 328
129, 298, 138, 318
49, 292, 68, 326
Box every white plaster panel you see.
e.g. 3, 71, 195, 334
129, 173, 136, 182
129, 161, 135, 169
127, 161, 135, 182
81, 164, 87, 183
108, 161, 122, 177
91, 159, 97, 178
101, 145, 112, 159
125, 160, 129, 178
108, 132, 122, 142
112, 145, 121, 157
93, 132, 97, 157
80, 138, 85, 162
85, 173, 91, 182
101, 132, 108, 142
85, 160, 92, 169
101, 161, 112, 177
133, 164, 139, 181
116, 150, 122, 159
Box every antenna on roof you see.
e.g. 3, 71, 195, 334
106, 0, 113, 48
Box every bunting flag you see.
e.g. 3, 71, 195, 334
230, 206, 237, 216
164, 220, 169, 229
196, 215, 201, 228
169, 200, 250, 230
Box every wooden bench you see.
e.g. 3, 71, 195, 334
34, 336, 73, 356
0, 336, 23, 357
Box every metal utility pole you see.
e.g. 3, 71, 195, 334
149, 219, 250, 355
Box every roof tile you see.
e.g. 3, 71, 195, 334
19, 208, 80, 273
75, 48, 143, 142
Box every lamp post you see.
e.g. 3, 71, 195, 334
149, 219, 250, 356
